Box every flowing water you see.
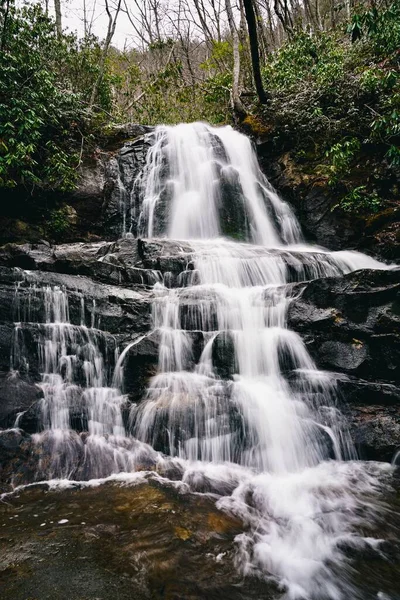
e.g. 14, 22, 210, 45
10, 281, 157, 480
5, 122, 398, 599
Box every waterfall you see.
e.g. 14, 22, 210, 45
137, 122, 302, 244
6, 122, 394, 599
132, 122, 386, 474
130, 122, 393, 598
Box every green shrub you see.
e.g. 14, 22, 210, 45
337, 185, 382, 214
46, 206, 71, 235
256, 1, 400, 215
0, 2, 112, 194
325, 138, 361, 186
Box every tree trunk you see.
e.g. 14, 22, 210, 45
54, 0, 62, 37
89, 0, 122, 112
253, 0, 269, 62
263, 0, 277, 49
274, 0, 293, 36
225, 0, 247, 118
0, 0, 11, 52
242, 0, 269, 104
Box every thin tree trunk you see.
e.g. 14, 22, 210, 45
238, 0, 248, 90
253, 0, 269, 61
330, 0, 336, 28
303, 0, 319, 30
225, 0, 246, 118
242, 0, 269, 104
314, 0, 322, 29
0, 0, 11, 52
192, 0, 215, 45
264, 0, 277, 49
54, 0, 62, 37
89, 0, 122, 112
83, 0, 88, 37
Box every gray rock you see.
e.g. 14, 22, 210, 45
288, 268, 400, 381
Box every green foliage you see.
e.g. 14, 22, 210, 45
386, 144, 400, 167
349, 0, 400, 55
200, 41, 232, 71
115, 40, 233, 125
262, 31, 346, 93
46, 206, 71, 235
325, 138, 361, 185
0, 2, 112, 194
337, 185, 382, 214
119, 40, 233, 126
258, 1, 400, 215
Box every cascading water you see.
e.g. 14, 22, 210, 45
131, 122, 394, 598
10, 280, 156, 480
5, 122, 396, 599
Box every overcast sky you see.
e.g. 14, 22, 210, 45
51, 0, 136, 48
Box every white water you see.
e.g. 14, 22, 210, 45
131, 122, 394, 598
10, 281, 157, 480
8, 122, 395, 598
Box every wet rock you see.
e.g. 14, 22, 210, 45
0, 238, 194, 288
122, 332, 160, 403
0, 323, 14, 372
212, 332, 236, 379
338, 377, 400, 406
285, 268, 400, 460
0, 374, 42, 431
288, 268, 400, 333
0, 266, 153, 339
0, 479, 276, 600
138, 238, 194, 279
259, 152, 357, 249
346, 405, 400, 462
363, 206, 400, 261
102, 123, 154, 149
319, 339, 369, 372
0, 429, 36, 491
73, 157, 105, 203
102, 156, 126, 239
258, 148, 400, 259
179, 289, 219, 331
218, 167, 249, 240
102, 135, 154, 239
333, 376, 400, 461
122, 330, 205, 407
288, 268, 400, 381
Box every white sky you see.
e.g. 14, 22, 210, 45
50, 0, 137, 48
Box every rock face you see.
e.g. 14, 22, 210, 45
287, 268, 400, 460
70, 124, 156, 241
257, 148, 400, 260
102, 134, 154, 238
